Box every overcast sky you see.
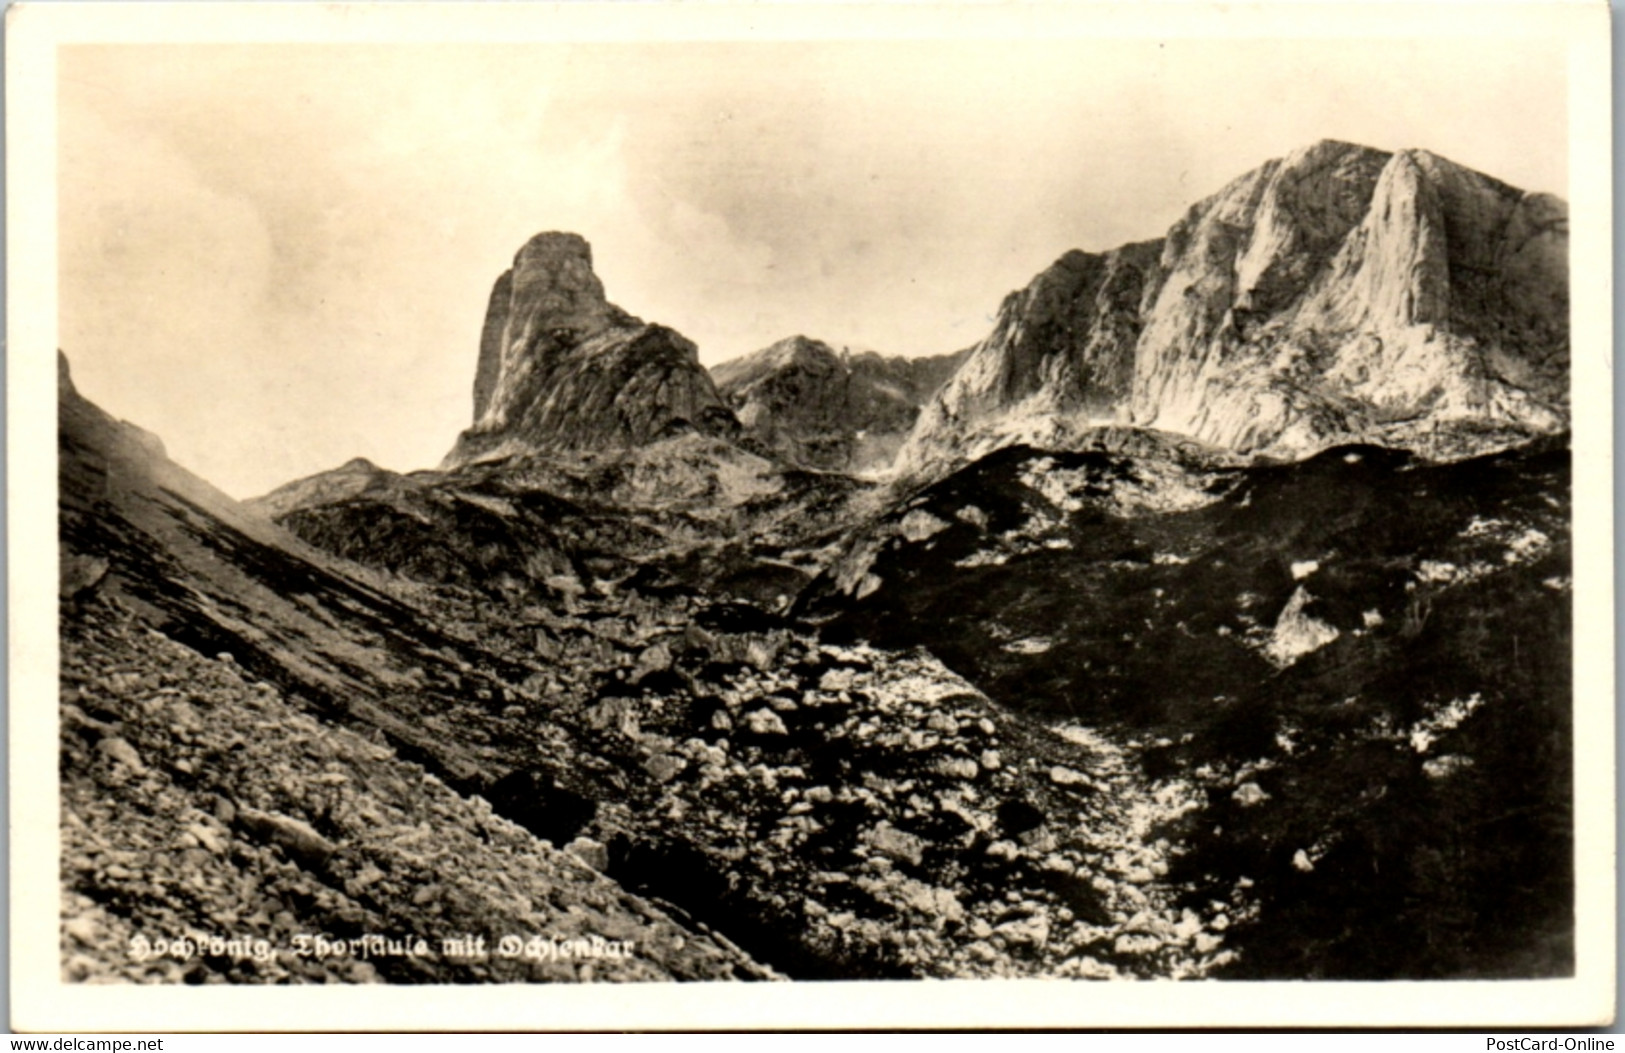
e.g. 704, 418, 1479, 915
59, 36, 1567, 498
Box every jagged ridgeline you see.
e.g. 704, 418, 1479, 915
711, 336, 969, 474
60, 140, 1571, 985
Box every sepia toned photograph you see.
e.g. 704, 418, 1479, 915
8, 0, 1614, 1032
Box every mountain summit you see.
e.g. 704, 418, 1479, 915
903, 141, 1569, 474
445, 232, 738, 468
711, 336, 967, 472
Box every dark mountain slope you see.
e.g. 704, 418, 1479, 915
253, 435, 884, 612
797, 433, 1572, 976
60, 352, 502, 758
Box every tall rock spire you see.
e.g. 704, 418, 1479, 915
445, 232, 738, 467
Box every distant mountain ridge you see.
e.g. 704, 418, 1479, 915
902, 140, 1569, 476
711, 335, 967, 472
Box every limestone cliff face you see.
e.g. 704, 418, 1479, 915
446, 233, 737, 467
908, 241, 1164, 467
712, 336, 966, 472
904, 141, 1569, 475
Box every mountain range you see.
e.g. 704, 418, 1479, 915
56, 140, 1573, 985
439, 140, 1569, 484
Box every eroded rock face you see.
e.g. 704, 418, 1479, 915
907, 243, 1163, 471
447, 233, 739, 468
903, 141, 1569, 477
712, 336, 966, 472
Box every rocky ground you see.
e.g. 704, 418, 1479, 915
59, 594, 771, 983
60, 558, 1253, 983
325, 578, 1248, 980
800, 434, 1575, 977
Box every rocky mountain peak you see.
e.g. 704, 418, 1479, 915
940, 240, 1162, 421
472, 232, 639, 427
505, 232, 621, 336
763, 334, 843, 371
712, 336, 968, 473
903, 141, 1569, 477
447, 232, 736, 468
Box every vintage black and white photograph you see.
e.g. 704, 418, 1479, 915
10, 0, 1614, 1031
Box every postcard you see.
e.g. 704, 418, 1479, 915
9, 0, 1614, 1031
